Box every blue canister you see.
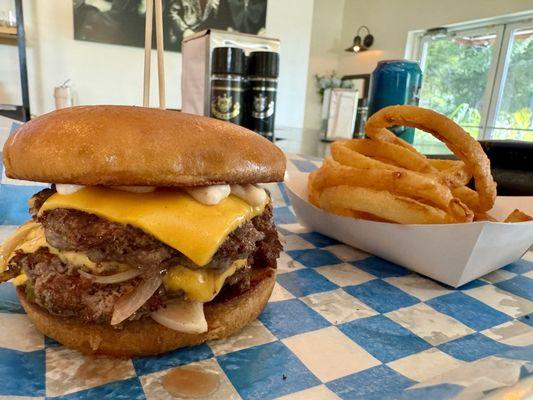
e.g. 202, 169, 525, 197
367, 60, 422, 143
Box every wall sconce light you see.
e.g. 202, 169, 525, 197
344, 26, 374, 53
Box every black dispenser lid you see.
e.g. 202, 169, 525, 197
248, 51, 279, 78
211, 47, 245, 75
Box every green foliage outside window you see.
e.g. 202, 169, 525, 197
415, 31, 532, 153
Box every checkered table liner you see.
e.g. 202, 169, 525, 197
0, 123, 532, 399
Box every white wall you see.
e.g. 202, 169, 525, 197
301, 0, 533, 130
265, 0, 314, 128
0, 0, 182, 113
337, 0, 533, 76
5, 0, 528, 130
0, 0, 19, 103
303, 0, 344, 129
0, 0, 314, 128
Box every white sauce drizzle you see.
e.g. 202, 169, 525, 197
186, 184, 267, 206
230, 184, 267, 206
185, 185, 231, 205
55, 183, 267, 206
55, 184, 85, 195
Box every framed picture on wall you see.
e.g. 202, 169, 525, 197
324, 88, 359, 141
341, 74, 370, 100
73, 0, 268, 52
341, 74, 370, 136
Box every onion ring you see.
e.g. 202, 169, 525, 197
332, 140, 470, 190
474, 212, 498, 222
429, 159, 463, 171
451, 186, 479, 212
504, 209, 533, 223
437, 162, 472, 188
365, 105, 496, 211
368, 127, 420, 154
307, 169, 321, 207
342, 139, 436, 173
331, 141, 398, 171
316, 157, 454, 209
319, 186, 469, 224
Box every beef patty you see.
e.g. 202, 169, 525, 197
35, 190, 281, 272
12, 248, 144, 323
11, 248, 256, 324
7, 188, 282, 324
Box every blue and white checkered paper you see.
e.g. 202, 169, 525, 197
0, 124, 532, 399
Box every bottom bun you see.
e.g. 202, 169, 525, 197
17, 268, 275, 357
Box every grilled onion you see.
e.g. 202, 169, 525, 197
151, 299, 208, 333
111, 272, 163, 325
78, 268, 142, 284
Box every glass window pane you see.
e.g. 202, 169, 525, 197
491, 28, 533, 141
415, 30, 498, 154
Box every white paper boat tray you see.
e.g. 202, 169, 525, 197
285, 171, 533, 287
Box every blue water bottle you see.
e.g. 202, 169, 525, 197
367, 60, 422, 143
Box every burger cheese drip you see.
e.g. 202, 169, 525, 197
163, 259, 247, 302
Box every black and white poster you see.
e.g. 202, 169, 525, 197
73, 0, 268, 52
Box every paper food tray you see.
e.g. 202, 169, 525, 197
285, 171, 533, 287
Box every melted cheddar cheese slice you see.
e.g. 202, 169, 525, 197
11, 273, 28, 286
39, 187, 267, 266
164, 259, 246, 302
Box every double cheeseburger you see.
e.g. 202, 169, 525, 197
0, 105, 286, 357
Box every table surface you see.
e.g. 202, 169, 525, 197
273, 126, 453, 159
0, 122, 532, 399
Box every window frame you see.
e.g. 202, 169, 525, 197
484, 19, 533, 140
409, 14, 533, 141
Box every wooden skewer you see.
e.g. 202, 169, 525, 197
154, 0, 166, 109
142, 0, 154, 107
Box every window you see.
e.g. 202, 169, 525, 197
412, 17, 533, 154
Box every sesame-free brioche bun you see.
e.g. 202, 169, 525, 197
17, 268, 275, 357
3, 105, 286, 186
